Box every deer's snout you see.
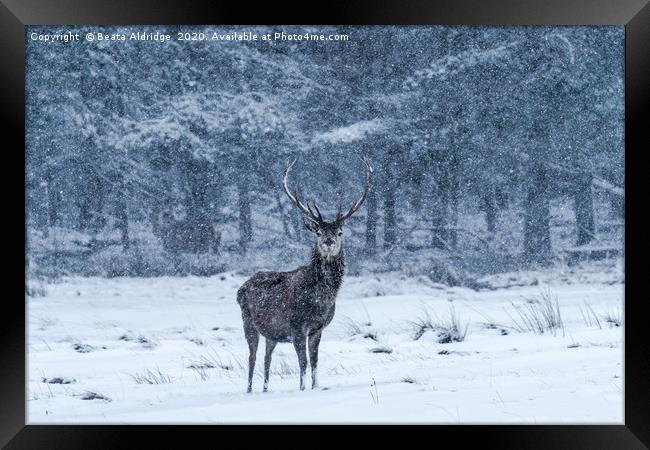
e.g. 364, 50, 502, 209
323, 237, 335, 247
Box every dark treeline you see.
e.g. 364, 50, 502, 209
26, 26, 624, 280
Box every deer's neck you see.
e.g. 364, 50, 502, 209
310, 247, 345, 291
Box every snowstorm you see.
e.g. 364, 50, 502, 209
26, 26, 624, 423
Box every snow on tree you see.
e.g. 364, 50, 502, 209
26, 26, 624, 278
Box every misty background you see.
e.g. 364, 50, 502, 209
25, 26, 624, 285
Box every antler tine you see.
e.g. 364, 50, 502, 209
338, 156, 374, 223
336, 192, 344, 220
310, 201, 323, 221
282, 159, 320, 222
293, 184, 313, 218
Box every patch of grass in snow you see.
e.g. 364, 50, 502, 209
470, 308, 512, 335
130, 367, 174, 385
188, 337, 205, 346
26, 280, 49, 298
118, 332, 157, 348
579, 302, 602, 329
35, 316, 59, 331
263, 358, 298, 378
342, 315, 377, 341
327, 363, 360, 376
408, 305, 468, 343
370, 378, 379, 404
189, 365, 213, 382
26, 261, 61, 298
505, 288, 565, 336
400, 376, 417, 384
603, 309, 623, 328
186, 347, 245, 374
186, 352, 242, 382
30, 381, 56, 400
369, 346, 393, 354
79, 391, 112, 402
41, 376, 76, 384
72, 343, 96, 353
479, 322, 510, 335
186, 358, 216, 370
188, 347, 299, 381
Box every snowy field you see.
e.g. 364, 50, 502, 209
27, 262, 624, 424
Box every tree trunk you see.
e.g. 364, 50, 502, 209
609, 192, 624, 218
75, 170, 103, 232
189, 159, 209, 213
35, 181, 49, 238
115, 181, 130, 251
446, 149, 459, 247
186, 159, 212, 254
39, 181, 50, 238
383, 167, 396, 248
482, 185, 497, 234
274, 190, 292, 239
365, 184, 377, 254
46, 171, 61, 229
93, 176, 105, 231
409, 158, 424, 210
574, 173, 595, 246
77, 177, 92, 231
431, 153, 448, 249
238, 181, 252, 253
362, 142, 377, 253
523, 162, 552, 264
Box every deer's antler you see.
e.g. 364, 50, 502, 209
282, 159, 323, 225
336, 156, 374, 223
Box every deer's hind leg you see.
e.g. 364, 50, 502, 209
242, 311, 259, 393
263, 338, 278, 392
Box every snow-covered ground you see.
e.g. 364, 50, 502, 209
27, 264, 624, 423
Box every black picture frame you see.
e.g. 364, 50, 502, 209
3, 0, 648, 447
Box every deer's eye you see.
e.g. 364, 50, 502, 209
337, 230, 342, 236
317, 230, 323, 236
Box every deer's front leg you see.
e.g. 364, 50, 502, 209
292, 331, 308, 391
308, 330, 322, 389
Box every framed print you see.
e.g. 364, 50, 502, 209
3, 0, 649, 447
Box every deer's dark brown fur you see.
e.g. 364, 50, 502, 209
236, 157, 373, 392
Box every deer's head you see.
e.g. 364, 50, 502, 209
282, 157, 373, 260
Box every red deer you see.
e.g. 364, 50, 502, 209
236, 157, 373, 392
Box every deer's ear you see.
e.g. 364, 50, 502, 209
304, 217, 320, 234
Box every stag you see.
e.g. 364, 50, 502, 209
236, 157, 373, 392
